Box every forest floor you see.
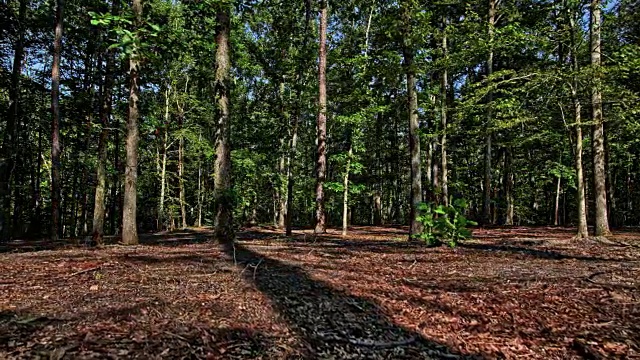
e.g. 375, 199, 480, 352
0, 226, 639, 359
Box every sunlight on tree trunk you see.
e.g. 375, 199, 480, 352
314, 0, 328, 235
51, 0, 64, 241
122, 0, 143, 245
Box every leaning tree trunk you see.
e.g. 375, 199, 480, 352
402, 3, 423, 238
590, 0, 610, 236
51, 0, 64, 241
314, 0, 328, 234
213, 5, 233, 242
122, 0, 143, 245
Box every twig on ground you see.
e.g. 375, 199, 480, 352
66, 266, 101, 278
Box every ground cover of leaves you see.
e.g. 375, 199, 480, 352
1, 226, 639, 359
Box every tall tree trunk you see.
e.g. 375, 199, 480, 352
342, 143, 353, 236
0, 0, 27, 241
158, 89, 169, 230
197, 131, 203, 227
402, 4, 423, 238
213, 5, 233, 242
590, 0, 610, 236
92, 43, 115, 244
277, 80, 287, 229
51, 0, 64, 241
314, 0, 328, 234
482, 0, 496, 225
122, 0, 143, 245
568, 5, 589, 238
440, 20, 449, 207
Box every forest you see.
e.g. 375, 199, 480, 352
0, 0, 639, 358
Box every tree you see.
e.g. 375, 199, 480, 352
402, 1, 423, 238
122, 0, 143, 245
51, 0, 64, 241
591, 0, 611, 236
314, 0, 328, 234
213, 3, 233, 242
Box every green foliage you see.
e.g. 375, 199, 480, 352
414, 199, 478, 247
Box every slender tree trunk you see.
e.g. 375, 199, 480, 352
276, 84, 288, 228
567, 6, 589, 238
402, 4, 423, 238
178, 113, 187, 229
158, 89, 169, 230
440, 20, 449, 207
590, 0, 610, 236
342, 144, 353, 236
213, 5, 233, 242
92, 50, 115, 244
554, 176, 561, 226
122, 0, 143, 245
483, 0, 496, 225
51, 0, 64, 241
197, 131, 203, 227
314, 0, 328, 234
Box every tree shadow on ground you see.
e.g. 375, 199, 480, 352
459, 243, 627, 262
217, 240, 479, 359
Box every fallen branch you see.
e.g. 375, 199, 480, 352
67, 266, 101, 278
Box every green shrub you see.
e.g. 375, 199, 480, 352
413, 199, 477, 247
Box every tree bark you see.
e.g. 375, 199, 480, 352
402, 3, 423, 238
440, 20, 449, 207
314, 0, 328, 234
51, 0, 64, 241
213, 5, 233, 242
590, 0, 610, 236
122, 0, 143, 245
